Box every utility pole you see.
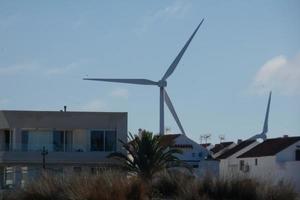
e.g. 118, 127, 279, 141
41, 146, 48, 170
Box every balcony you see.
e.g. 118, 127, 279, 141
0, 143, 120, 165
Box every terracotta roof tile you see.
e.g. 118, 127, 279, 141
238, 137, 300, 158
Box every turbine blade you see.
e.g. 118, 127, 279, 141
162, 19, 204, 81
83, 78, 158, 85
262, 91, 272, 133
164, 89, 186, 135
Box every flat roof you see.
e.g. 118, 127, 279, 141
0, 110, 127, 129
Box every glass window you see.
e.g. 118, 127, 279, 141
255, 158, 258, 166
239, 160, 245, 171
22, 131, 28, 151
296, 150, 300, 161
53, 131, 64, 152
105, 130, 116, 152
4, 130, 10, 151
91, 131, 104, 151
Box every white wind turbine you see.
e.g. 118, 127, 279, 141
84, 19, 205, 135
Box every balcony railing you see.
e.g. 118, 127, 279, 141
0, 143, 89, 152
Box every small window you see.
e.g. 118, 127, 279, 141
192, 165, 199, 168
255, 158, 258, 166
192, 153, 195, 157
239, 160, 245, 171
198, 152, 203, 158
296, 150, 300, 161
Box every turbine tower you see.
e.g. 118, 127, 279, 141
248, 91, 272, 141
84, 19, 204, 135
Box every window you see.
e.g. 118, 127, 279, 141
21, 131, 28, 151
239, 160, 245, 171
198, 152, 203, 158
192, 165, 199, 168
255, 158, 258, 166
4, 130, 10, 151
105, 130, 116, 152
296, 149, 300, 161
192, 153, 195, 157
53, 131, 64, 151
91, 131, 104, 151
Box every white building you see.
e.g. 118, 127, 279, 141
0, 110, 127, 189
218, 140, 259, 178
163, 134, 209, 169
236, 136, 300, 192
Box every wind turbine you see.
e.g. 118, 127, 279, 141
248, 91, 272, 141
84, 19, 205, 136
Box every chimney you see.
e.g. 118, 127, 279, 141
64, 106, 67, 112
237, 139, 243, 144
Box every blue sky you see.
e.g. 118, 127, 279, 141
0, 0, 299, 144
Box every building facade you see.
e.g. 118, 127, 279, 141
0, 110, 127, 189
236, 137, 300, 192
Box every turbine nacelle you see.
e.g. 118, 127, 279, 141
84, 19, 205, 135
158, 80, 167, 87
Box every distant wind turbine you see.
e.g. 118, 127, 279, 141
84, 19, 205, 135
248, 91, 272, 141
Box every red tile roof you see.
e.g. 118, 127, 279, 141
238, 137, 300, 158
217, 140, 256, 159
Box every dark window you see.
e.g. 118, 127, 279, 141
255, 158, 258, 166
4, 130, 10, 151
193, 165, 199, 168
296, 150, 300, 161
53, 131, 64, 152
21, 131, 28, 151
198, 152, 203, 158
105, 130, 116, 152
91, 131, 104, 151
239, 160, 245, 171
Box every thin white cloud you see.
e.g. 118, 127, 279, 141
251, 53, 300, 95
135, 0, 191, 34
76, 99, 108, 112
110, 88, 129, 99
46, 62, 79, 75
0, 63, 39, 76
0, 98, 9, 105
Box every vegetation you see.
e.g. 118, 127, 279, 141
108, 130, 183, 179
1, 170, 297, 200
1, 130, 298, 200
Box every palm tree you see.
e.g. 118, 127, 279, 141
108, 130, 183, 179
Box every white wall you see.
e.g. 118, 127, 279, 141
174, 135, 209, 162
219, 141, 259, 178
235, 141, 300, 193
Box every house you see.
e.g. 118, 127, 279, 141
163, 134, 209, 169
218, 139, 259, 178
210, 141, 236, 158
236, 136, 300, 192
0, 110, 127, 189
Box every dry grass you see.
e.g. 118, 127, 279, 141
1, 170, 298, 200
